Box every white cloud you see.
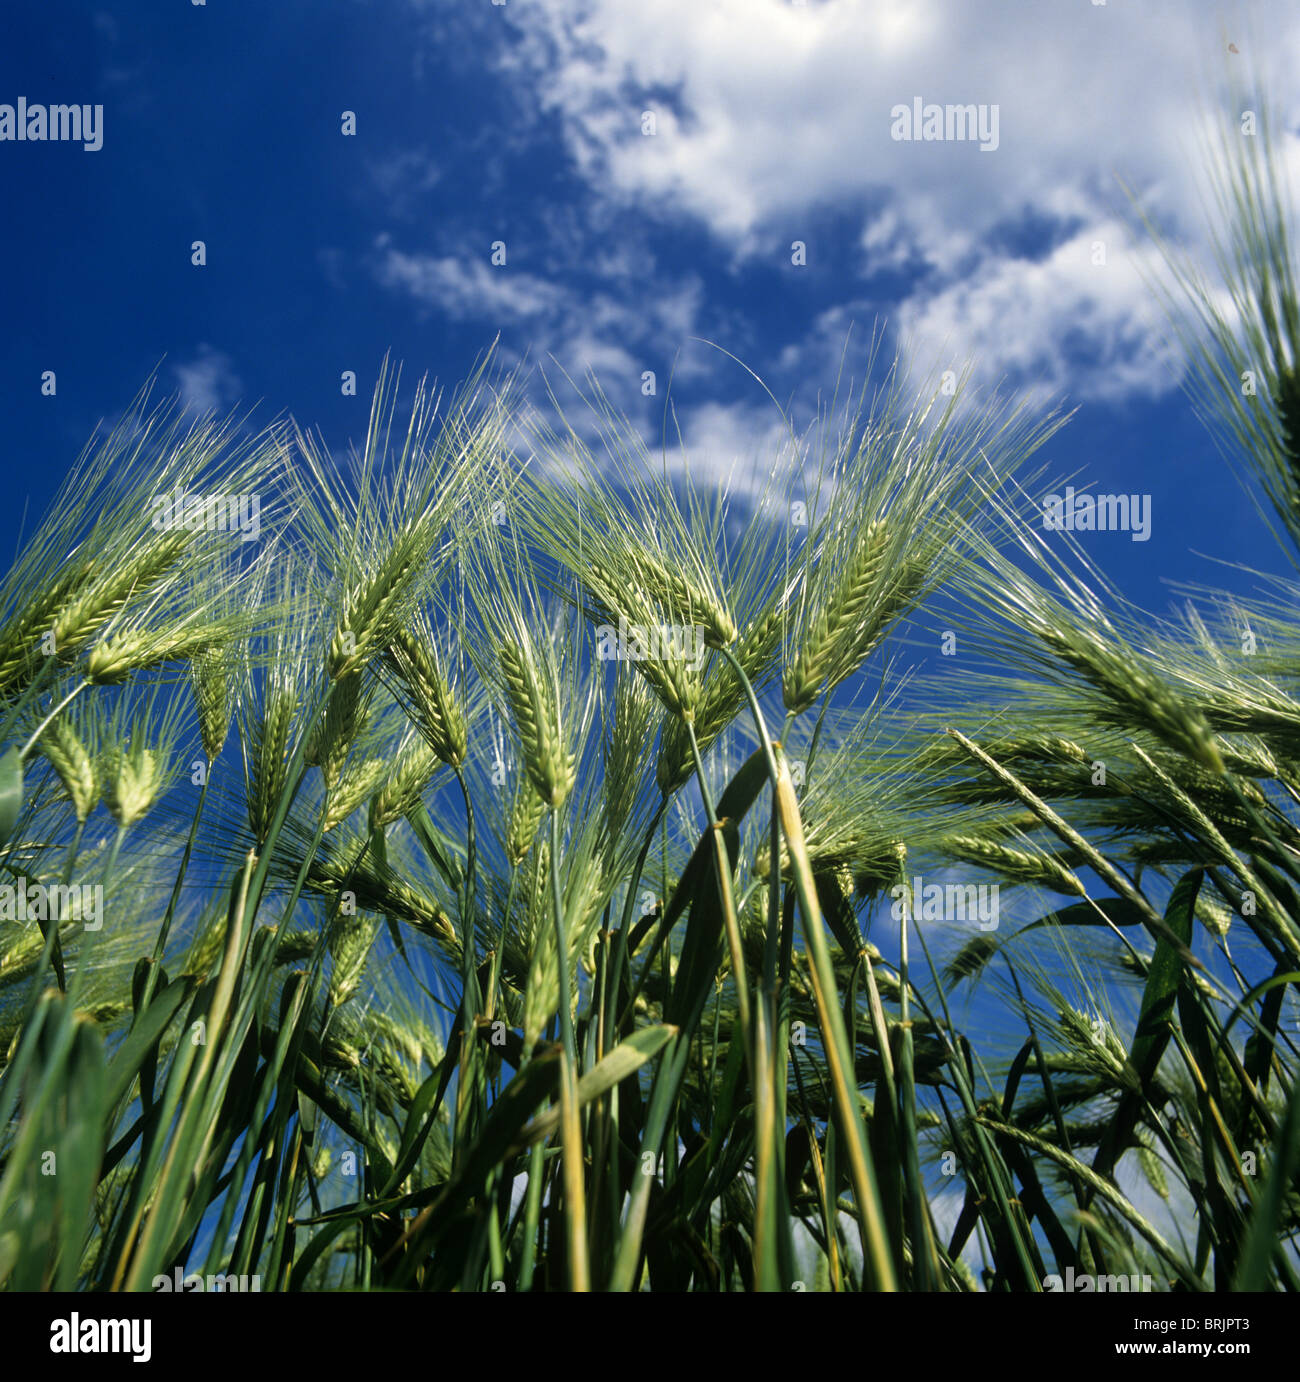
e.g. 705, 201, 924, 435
373, 234, 565, 321
477, 0, 1300, 404
895, 219, 1184, 406
172, 345, 242, 417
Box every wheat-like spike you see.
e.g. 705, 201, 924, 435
318, 671, 363, 791
52, 531, 191, 657
371, 738, 442, 828
582, 557, 706, 720
627, 548, 736, 648
327, 523, 427, 680
86, 624, 224, 685
498, 641, 574, 807
324, 755, 388, 830
385, 626, 467, 766
656, 594, 789, 793
40, 714, 99, 823
981, 735, 1089, 766
939, 834, 1087, 897
1057, 1007, 1132, 1085
101, 746, 166, 828
1039, 626, 1226, 773
603, 670, 654, 839
784, 521, 890, 714
522, 839, 559, 1048
1276, 366, 1300, 515
1195, 895, 1233, 938
631, 653, 703, 723
308, 844, 457, 947
192, 644, 232, 761
506, 776, 548, 865
328, 914, 379, 1008
249, 687, 297, 841
0, 559, 96, 692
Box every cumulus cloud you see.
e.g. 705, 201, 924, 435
380, 0, 1300, 496
485, 2, 1299, 400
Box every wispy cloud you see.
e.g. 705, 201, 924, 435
372, 234, 564, 321
171, 345, 242, 417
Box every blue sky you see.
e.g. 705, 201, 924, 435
2, 1, 1298, 624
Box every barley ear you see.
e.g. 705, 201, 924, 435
41, 714, 99, 823
498, 641, 574, 808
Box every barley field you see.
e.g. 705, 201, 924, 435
1, 110, 1298, 1298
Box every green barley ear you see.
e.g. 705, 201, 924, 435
248, 686, 297, 842
100, 746, 162, 830
317, 671, 364, 791
51, 531, 192, 661
521, 839, 559, 1048
627, 546, 737, 649
323, 755, 387, 831
98, 688, 185, 828
192, 643, 234, 762
326, 518, 434, 680
783, 522, 929, 717
384, 625, 467, 767
0, 558, 95, 695
939, 834, 1087, 897
299, 353, 518, 682
328, 913, 379, 1008
506, 775, 548, 865
370, 734, 442, 829
656, 589, 792, 794
784, 520, 890, 714
40, 712, 99, 823
1036, 625, 1226, 774
85, 623, 226, 685
498, 641, 575, 808
604, 665, 656, 838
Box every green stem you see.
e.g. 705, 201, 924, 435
18, 679, 88, 761
550, 806, 589, 1290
